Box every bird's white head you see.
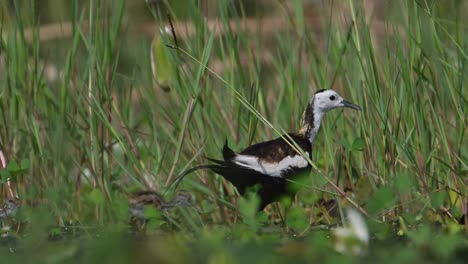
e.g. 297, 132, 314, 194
300, 89, 361, 144
312, 89, 361, 113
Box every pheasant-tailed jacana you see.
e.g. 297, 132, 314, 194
178, 89, 361, 210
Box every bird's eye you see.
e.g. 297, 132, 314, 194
329, 95, 336, 101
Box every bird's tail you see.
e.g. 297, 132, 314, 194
222, 139, 236, 160
171, 140, 236, 189
170, 141, 265, 195
170, 162, 224, 190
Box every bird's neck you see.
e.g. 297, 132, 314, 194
299, 103, 324, 145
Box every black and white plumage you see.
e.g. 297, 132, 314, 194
177, 89, 361, 210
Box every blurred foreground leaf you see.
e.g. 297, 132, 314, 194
367, 187, 395, 215
87, 189, 105, 206
286, 207, 308, 231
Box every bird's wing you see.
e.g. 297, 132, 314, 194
230, 134, 311, 177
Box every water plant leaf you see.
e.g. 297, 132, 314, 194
7, 161, 21, 174
286, 207, 308, 231
351, 138, 365, 151
5, 160, 29, 176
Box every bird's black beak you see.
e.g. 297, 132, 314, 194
341, 100, 361, 111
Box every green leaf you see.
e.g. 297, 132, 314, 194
143, 207, 162, 220
308, 172, 328, 188
150, 31, 175, 91
255, 211, 269, 225
87, 189, 105, 205
368, 220, 393, 240
6, 160, 28, 175
239, 187, 260, 228
340, 139, 352, 150
367, 187, 395, 215
394, 173, 413, 194
351, 138, 365, 151
0, 170, 10, 182
430, 191, 447, 208
146, 217, 165, 230
286, 207, 309, 231
201, 199, 215, 213
300, 190, 322, 205
355, 176, 374, 204
20, 159, 30, 170
287, 172, 310, 193
7, 161, 21, 173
